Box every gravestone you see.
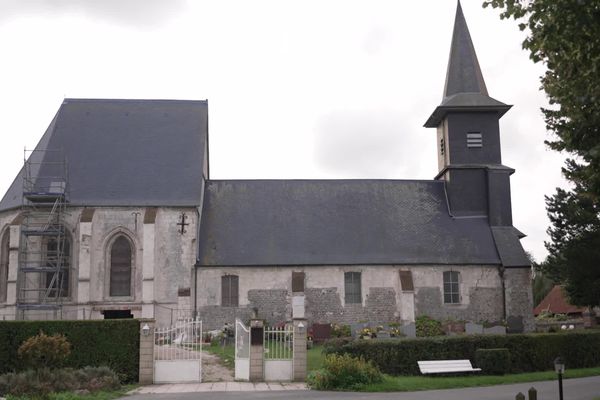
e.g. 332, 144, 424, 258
465, 322, 484, 334
507, 316, 524, 334
483, 325, 507, 335
401, 322, 416, 338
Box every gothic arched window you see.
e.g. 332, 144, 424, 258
110, 236, 132, 297
45, 235, 71, 298
0, 230, 9, 302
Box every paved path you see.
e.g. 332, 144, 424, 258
123, 375, 600, 400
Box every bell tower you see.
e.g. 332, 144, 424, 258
424, 1, 513, 226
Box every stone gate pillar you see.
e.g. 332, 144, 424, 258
293, 318, 307, 381
138, 319, 155, 384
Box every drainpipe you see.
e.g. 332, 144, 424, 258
498, 266, 507, 321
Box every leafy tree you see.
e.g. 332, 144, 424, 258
483, 0, 600, 307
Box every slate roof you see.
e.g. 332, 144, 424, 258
424, 2, 510, 127
197, 179, 504, 266
0, 99, 208, 211
490, 226, 531, 268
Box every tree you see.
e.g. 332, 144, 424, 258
483, 0, 600, 307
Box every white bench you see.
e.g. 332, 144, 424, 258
418, 360, 481, 374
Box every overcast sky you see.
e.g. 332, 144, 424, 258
0, 0, 568, 262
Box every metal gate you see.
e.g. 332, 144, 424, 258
154, 318, 202, 383
264, 324, 294, 381
234, 319, 250, 381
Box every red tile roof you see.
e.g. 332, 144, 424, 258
534, 285, 586, 316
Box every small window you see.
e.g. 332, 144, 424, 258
443, 271, 460, 304
110, 236, 132, 297
292, 271, 305, 293
467, 132, 482, 148
221, 275, 239, 307
399, 270, 414, 292
344, 272, 362, 304
440, 138, 445, 156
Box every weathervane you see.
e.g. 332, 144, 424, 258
177, 213, 189, 234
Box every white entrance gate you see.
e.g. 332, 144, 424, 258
234, 319, 250, 381
154, 318, 203, 383
264, 325, 294, 381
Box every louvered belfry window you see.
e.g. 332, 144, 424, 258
221, 275, 239, 307
344, 272, 362, 304
110, 236, 132, 297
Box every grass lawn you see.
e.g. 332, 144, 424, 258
6, 384, 137, 400
307, 345, 600, 392
361, 367, 600, 392
204, 342, 235, 369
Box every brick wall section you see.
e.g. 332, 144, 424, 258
138, 320, 155, 384
248, 289, 290, 324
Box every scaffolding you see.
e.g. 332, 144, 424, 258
17, 149, 70, 316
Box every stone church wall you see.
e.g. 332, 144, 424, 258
195, 265, 509, 330
0, 206, 197, 326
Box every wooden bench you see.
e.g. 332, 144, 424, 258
418, 360, 481, 374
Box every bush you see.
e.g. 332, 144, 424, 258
475, 348, 510, 375
327, 330, 600, 375
307, 353, 383, 390
18, 332, 71, 370
322, 337, 354, 354
331, 324, 351, 338
0, 366, 120, 397
416, 315, 445, 337
0, 320, 139, 382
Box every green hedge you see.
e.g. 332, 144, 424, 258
475, 348, 510, 375
328, 330, 600, 375
0, 320, 140, 382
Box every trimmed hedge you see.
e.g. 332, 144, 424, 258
475, 348, 510, 375
0, 320, 139, 382
328, 330, 600, 375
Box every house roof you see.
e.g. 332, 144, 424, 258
197, 179, 504, 266
533, 285, 587, 316
424, 1, 510, 127
0, 99, 208, 211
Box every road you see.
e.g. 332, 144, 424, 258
122, 375, 600, 400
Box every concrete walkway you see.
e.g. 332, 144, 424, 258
124, 375, 600, 400
131, 382, 307, 394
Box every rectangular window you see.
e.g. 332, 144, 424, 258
467, 132, 482, 148
344, 272, 362, 304
440, 138, 445, 156
221, 275, 239, 307
443, 271, 460, 304
399, 270, 414, 292
292, 271, 305, 293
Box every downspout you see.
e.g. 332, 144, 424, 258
499, 265, 507, 321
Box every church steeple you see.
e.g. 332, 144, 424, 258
424, 1, 515, 226
444, 0, 488, 98
424, 1, 510, 128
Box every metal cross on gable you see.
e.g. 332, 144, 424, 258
177, 213, 189, 234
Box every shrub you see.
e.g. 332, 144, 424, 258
416, 315, 444, 337
0, 367, 120, 397
331, 324, 351, 338
18, 332, 71, 370
322, 337, 354, 354
307, 353, 383, 390
0, 320, 139, 382
475, 348, 510, 375
327, 330, 600, 375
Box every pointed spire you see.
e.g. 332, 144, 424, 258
443, 1, 488, 99
424, 1, 510, 128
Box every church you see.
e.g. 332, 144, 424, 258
0, 3, 534, 331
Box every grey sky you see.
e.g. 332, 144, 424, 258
0, 0, 567, 262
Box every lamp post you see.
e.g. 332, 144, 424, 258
554, 357, 565, 400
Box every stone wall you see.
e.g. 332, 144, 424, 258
504, 267, 535, 332
195, 265, 510, 330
